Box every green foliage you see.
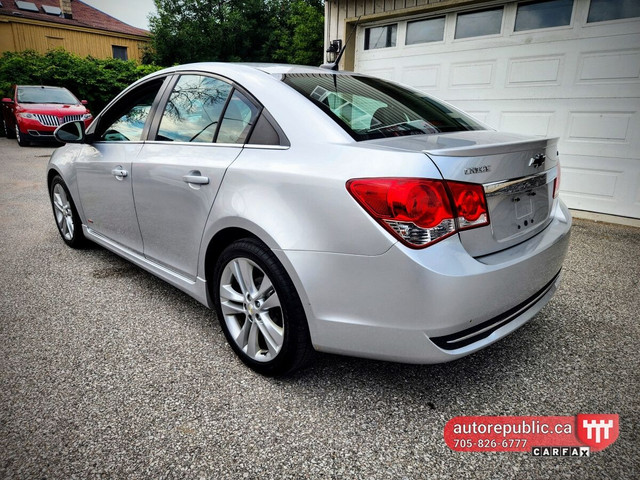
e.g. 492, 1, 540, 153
148, 0, 324, 66
273, 0, 324, 65
0, 50, 163, 114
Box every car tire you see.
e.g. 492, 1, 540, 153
49, 175, 86, 248
15, 124, 29, 146
4, 118, 16, 138
213, 238, 314, 376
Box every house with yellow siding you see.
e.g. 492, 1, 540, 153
0, 0, 150, 62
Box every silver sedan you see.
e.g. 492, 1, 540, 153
47, 63, 571, 375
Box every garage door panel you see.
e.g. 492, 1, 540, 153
507, 55, 564, 87
577, 49, 640, 84
561, 155, 640, 218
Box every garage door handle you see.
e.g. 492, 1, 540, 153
111, 167, 128, 178
182, 174, 209, 185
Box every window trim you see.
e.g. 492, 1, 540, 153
513, 0, 575, 33
585, 0, 640, 25
364, 23, 399, 50
87, 75, 172, 143
112, 45, 128, 61
453, 6, 505, 41
143, 70, 289, 147
405, 16, 447, 46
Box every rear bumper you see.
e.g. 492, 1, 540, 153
277, 199, 571, 364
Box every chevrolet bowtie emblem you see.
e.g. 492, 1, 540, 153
529, 153, 546, 168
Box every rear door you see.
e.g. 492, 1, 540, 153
133, 73, 260, 279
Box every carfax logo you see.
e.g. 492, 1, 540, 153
531, 446, 590, 457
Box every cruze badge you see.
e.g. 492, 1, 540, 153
464, 165, 490, 175
529, 153, 546, 168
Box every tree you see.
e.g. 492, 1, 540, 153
273, 0, 324, 65
148, 0, 324, 66
0, 50, 162, 113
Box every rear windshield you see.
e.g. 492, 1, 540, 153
281, 73, 485, 141
17, 87, 79, 105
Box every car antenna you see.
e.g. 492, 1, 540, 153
320, 16, 361, 71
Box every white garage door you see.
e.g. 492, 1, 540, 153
355, 0, 640, 219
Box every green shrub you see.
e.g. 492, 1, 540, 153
0, 49, 164, 114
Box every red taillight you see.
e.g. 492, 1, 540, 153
347, 178, 489, 248
553, 161, 561, 199
447, 181, 489, 230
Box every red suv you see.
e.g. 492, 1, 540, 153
2, 85, 92, 146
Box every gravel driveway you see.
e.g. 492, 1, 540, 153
1, 138, 638, 479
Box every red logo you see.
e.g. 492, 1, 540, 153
576, 414, 619, 451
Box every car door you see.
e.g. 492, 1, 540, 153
74, 78, 167, 253
133, 73, 260, 279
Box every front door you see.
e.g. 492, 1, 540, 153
75, 79, 166, 252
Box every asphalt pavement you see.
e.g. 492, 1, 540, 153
1, 137, 638, 479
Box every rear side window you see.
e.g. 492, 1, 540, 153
282, 73, 485, 141
156, 75, 232, 143
216, 90, 260, 144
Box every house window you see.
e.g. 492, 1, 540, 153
406, 17, 445, 45
364, 24, 397, 50
455, 7, 503, 39
112, 46, 128, 60
515, 0, 573, 31
587, 0, 640, 23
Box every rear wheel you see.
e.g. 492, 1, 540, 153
16, 124, 29, 146
49, 175, 85, 248
213, 238, 314, 376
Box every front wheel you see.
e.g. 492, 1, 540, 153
213, 238, 314, 376
4, 117, 16, 138
15, 124, 29, 146
49, 175, 86, 248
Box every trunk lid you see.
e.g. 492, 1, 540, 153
367, 131, 559, 256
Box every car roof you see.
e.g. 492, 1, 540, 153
149, 62, 359, 79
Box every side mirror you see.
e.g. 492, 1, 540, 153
55, 120, 87, 144
2, 98, 13, 104
81, 100, 88, 105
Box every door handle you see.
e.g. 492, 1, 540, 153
182, 173, 209, 185
111, 167, 128, 179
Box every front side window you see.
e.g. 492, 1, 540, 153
587, 0, 640, 23
406, 17, 446, 45
515, 0, 573, 31
157, 75, 232, 143
365, 24, 398, 50
455, 8, 503, 39
97, 80, 164, 142
282, 74, 485, 141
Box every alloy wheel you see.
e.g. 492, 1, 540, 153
219, 257, 284, 362
52, 183, 75, 241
